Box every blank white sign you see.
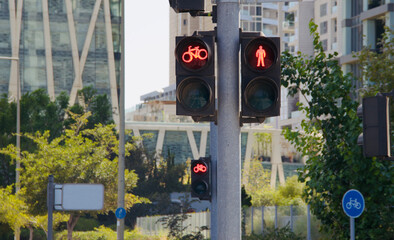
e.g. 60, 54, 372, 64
54, 184, 104, 211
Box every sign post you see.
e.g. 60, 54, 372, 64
342, 189, 365, 240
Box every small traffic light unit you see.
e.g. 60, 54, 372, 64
175, 34, 215, 121
357, 95, 391, 158
241, 33, 281, 123
191, 157, 211, 201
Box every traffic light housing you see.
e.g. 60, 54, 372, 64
169, 0, 205, 13
357, 95, 391, 158
241, 34, 280, 123
175, 35, 215, 119
191, 157, 211, 201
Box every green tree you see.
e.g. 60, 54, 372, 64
0, 90, 68, 187
66, 86, 113, 129
242, 158, 272, 206
125, 144, 189, 227
1, 112, 148, 240
281, 20, 393, 239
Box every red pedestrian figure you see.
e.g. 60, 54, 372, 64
256, 45, 266, 67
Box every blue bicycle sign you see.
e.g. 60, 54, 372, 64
342, 189, 365, 218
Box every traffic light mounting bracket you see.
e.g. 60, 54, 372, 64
379, 90, 394, 161
169, 0, 217, 23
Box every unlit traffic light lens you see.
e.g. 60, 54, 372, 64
192, 181, 208, 195
245, 78, 277, 112
177, 78, 211, 111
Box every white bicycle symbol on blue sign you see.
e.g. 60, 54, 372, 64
345, 198, 361, 210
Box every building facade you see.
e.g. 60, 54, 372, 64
340, 0, 394, 87
0, 0, 122, 121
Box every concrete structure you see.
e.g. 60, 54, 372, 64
0, 0, 122, 122
127, 121, 303, 187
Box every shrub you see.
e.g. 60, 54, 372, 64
243, 225, 304, 240
55, 225, 164, 240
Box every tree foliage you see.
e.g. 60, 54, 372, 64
242, 158, 272, 206
0, 87, 113, 188
125, 145, 189, 227
281, 20, 393, 239
0, 112, 148, 239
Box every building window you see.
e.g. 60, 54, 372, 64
332, 18, 337, 32
351, 0, 363, 17
183, 19, 187, 25
249, 6, 255, 16
256, 6, 261, 16
375, 18, 385, 52
368, 0, 384, 10
256, 22, 262, 31
322, 39, 328, 51
320, 3, 327, 17
351, 25, 363, 52
320, 21, 328, 35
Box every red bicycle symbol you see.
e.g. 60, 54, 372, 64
182, 45, 208, 63
193, 163, 207, 173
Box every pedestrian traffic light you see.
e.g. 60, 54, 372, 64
175, 35, 215, 119
240, 34, 280, 123
357, 95, 391, 158
191, 157, 211, 201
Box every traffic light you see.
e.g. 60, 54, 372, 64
357, 95, 391, 157
240, 34, 280, 123
175, 35, 215, 119
191, 157, 211, 201
169, 0, 205, 13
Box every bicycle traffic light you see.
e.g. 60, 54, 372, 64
357, 95, 391, 157
240, 34, 280, 123
191, 157, 211, 201
175, 35, 215, 119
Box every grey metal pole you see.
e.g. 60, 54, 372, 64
216, 0, 241, 239
116, 0, 125, 239
290, 205, 293, 232
47, 175, 54, 240
275, 205, 278, 228
307, 204, 311, 240
251, 207, 254, 234
261, 206, 264, 234
350, 218, 355, 240
210, 122, 218, 240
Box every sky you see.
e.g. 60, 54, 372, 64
125, 0, 170, 110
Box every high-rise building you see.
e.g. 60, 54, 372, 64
340, 0, 394, 92
0, 0, 122, 121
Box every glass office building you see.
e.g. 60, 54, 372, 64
0, 0, 122, 117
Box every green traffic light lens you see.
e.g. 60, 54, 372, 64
178, 78, 211, 111
245, 78, 278, 112
192, 181, 208, 195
